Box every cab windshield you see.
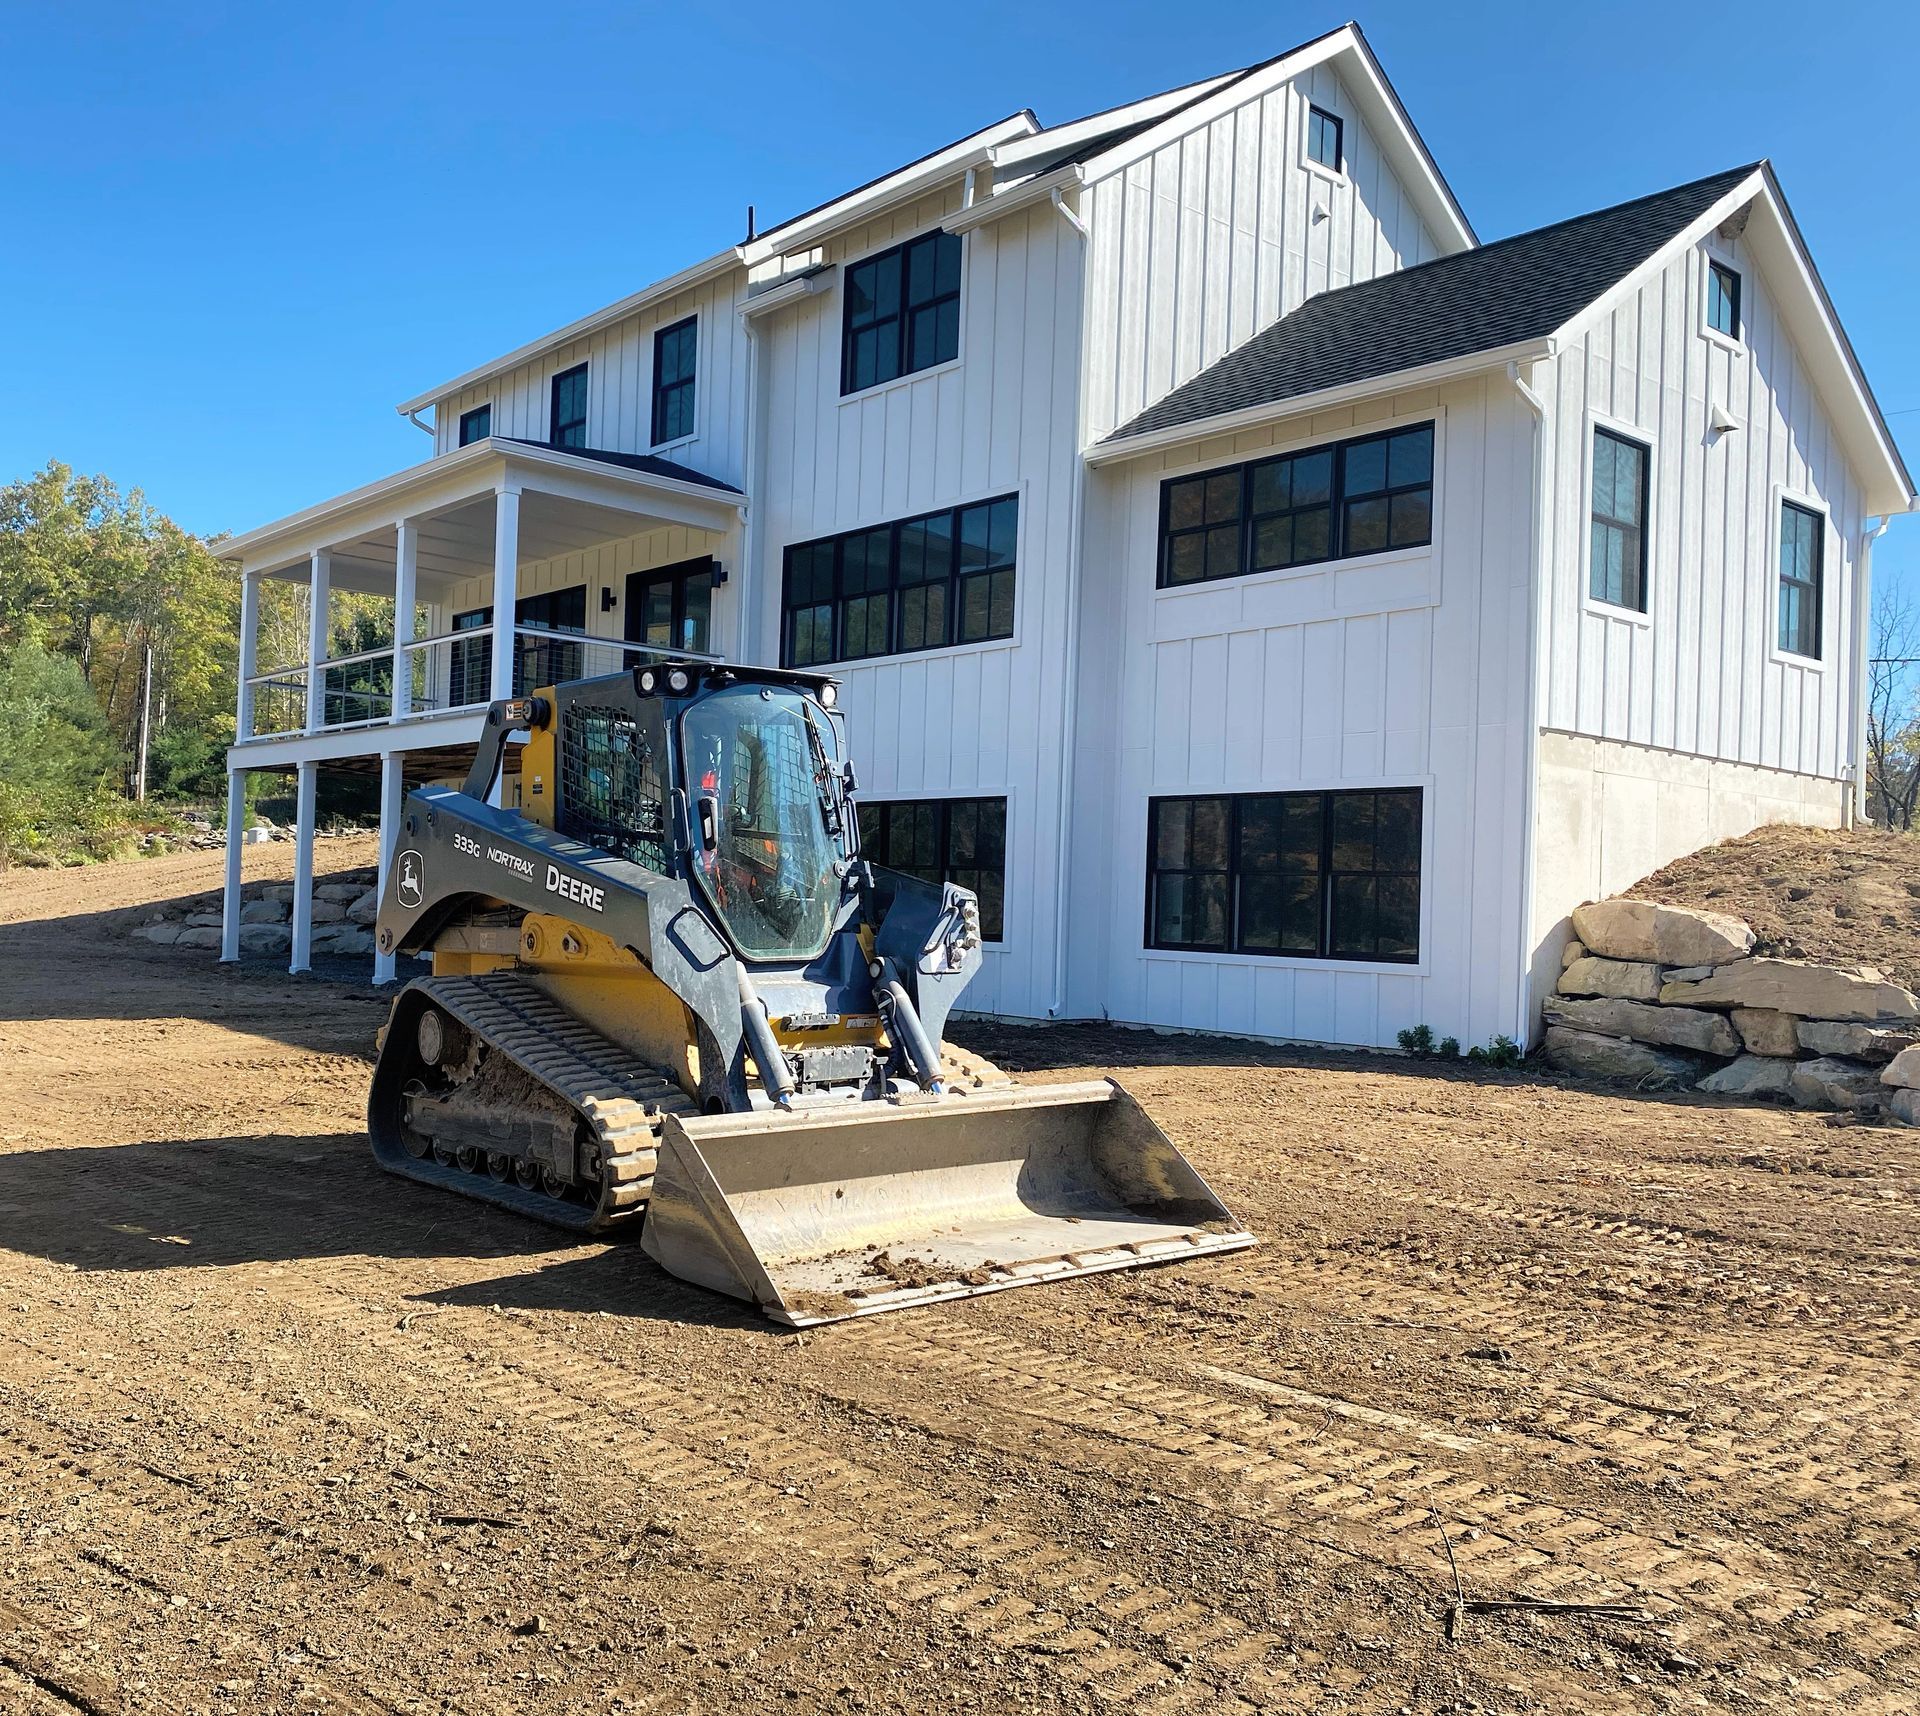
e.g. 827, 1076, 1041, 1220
681, 685, 845, 961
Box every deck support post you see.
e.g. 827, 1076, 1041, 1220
290, 759, 318, 973
219, 768, 247, 963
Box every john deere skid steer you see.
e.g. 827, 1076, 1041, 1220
368, 660, 1252, 1325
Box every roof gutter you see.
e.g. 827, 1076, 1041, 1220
1086, 337, 1555, 466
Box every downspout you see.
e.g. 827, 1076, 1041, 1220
1852, 514, 1893, 827
1047, 186, 1089, 1020
404, 408, 434, 437
1508, 359, 1549, 1050
738, 302, 766, 662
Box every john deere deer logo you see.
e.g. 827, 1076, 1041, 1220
395, 850, 424, 909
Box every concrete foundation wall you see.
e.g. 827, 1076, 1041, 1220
1528, 727, 1848, 1034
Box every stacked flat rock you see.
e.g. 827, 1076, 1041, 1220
1543, 896, 1920, 1115
131, 869, 381, 960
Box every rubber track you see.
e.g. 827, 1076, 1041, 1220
376, 971, 697, 1233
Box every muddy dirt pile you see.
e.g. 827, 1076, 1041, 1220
1, 846, 1917, 1712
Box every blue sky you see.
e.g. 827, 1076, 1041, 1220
4, 0, 1916, 569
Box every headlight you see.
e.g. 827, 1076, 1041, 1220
638, 669, 657, 694
666, 667, 692, 694
819, 683, 837, 709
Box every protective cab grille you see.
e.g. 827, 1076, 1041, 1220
557, 704, 667, 871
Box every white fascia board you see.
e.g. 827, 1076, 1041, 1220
215, 439, 742, 574
987, 73, 1241, 172
943, 164, 1084, 234
1084, 337, 1554, 466
394, 247, 744, 417
740, 114, 1039, 267
1547, 168, 1914, 516
1073, 26, 1476, 256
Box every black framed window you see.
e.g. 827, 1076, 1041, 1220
1159, 423, 1433, 588
651, 317, 697, 445
449, 584, 587, 703
1707, 260, 1741, 341
1778, 500, 1823, 659
1589, 428, 1650, 611
458, 404, 491, 446
626, 556, 713, 657
1307, 105, 1343, 172
1147, 788, 1421, 963
550, 362, 589, 449
858, 796, 1006, 940
782, 494, 1016, 667
842, 230, 962, 395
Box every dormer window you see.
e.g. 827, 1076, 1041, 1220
1707, 260, 1741, 341
1307, 105, 1343, 173
550, 362, 589, 449
457, 404, 491, 446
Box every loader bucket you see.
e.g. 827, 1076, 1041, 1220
639, 1079, 1255, 1325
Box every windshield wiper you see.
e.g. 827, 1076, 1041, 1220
801, 704, 845, 841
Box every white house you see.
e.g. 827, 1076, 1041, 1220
214, 21, 1914, 1052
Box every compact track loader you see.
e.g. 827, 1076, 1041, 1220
368, 660, 1253, 1324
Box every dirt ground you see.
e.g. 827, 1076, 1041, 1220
1, 846, 1917, 1715
1627, 824, 1920, 989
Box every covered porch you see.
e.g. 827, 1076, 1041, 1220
215, 436, 744, 982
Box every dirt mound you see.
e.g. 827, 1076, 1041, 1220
1625, 822, 1920, 987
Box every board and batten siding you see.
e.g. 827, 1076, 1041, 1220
431, 268, 753, 492
748, 180, 1087, 1020
1537, 233, 1865, 780
1070, 376, 1535, 1050
1081, 63, 1443, 445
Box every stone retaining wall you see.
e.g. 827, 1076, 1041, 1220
1543, 897, 1920, 1118
132, 865, 379, 959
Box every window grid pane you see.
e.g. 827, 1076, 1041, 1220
859, 796, 1007, 940
780, 495, 1017, 667
843, 232, 962, 395
458, 404, 491, 447
652, 317, 697, 445
1588, 429, 1649, 611
1146, 789, 1420, 964
1778, 501, 1823, 658
550, 364, 588, 449
1707, 261, 1741, 340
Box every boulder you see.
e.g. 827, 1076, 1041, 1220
315, 882, 364, 903
1697, 1055, 1797, 1100
1799, 1020, 1917, 1062
1660, 959, 1920, 1022
1556, 956, 1664, 1003
1570, 899, 1755, 967
261, 884, 295, 904
1543, 996, 1739, 1057
174, 926, 222, 949
136, 923, 184, 945
309, 899, 347, 924
1731, 1008, 1800, 1058
240, 899, 288, 924
313, 926, 375, 955
1880, 1045, 1920, 1090
1560, 940, 1586, 970
1790, 1056, 1884, 1112
238, 923, 292, 956
1889, 1088, 1920, 1127
1542, 1027, 1705, 1089
184, 912, 224, 929
347, 889, 380, 926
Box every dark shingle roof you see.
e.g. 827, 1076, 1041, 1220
502, 438, 742, 495
1104, 163, 1760, 445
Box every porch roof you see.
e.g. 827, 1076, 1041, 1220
213, 437, 745, 592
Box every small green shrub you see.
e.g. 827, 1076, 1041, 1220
1397, 1023, 1436, 1056
1467, 1034, 1525, 1070
1437, 1036, 1461, 1059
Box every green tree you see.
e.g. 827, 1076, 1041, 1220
0, 640, 124, 792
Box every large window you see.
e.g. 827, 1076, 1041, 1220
450, 584, 587, 705
842, 230, 962, 395
1707, 260, 1741, 341
652, 317, 697, 445
458, 404, 491, 446
859, 796, 1006, 941
782, 495, 1017, 668
1159, 423, 1432, 588
1589, 428, 1650, 611
1146, 788, 1422, 964
550, 362, 589, 449
625, 556, 714, 657
1778, 501, 1824, 659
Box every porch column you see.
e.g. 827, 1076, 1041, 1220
489, 487, 520, 701
391, 519, 417, 719
373, 751, 404, 985
219, 767, 246, 963
304, 550, 332, 735
290, 759, 318, 973
235, 569, 262, 741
